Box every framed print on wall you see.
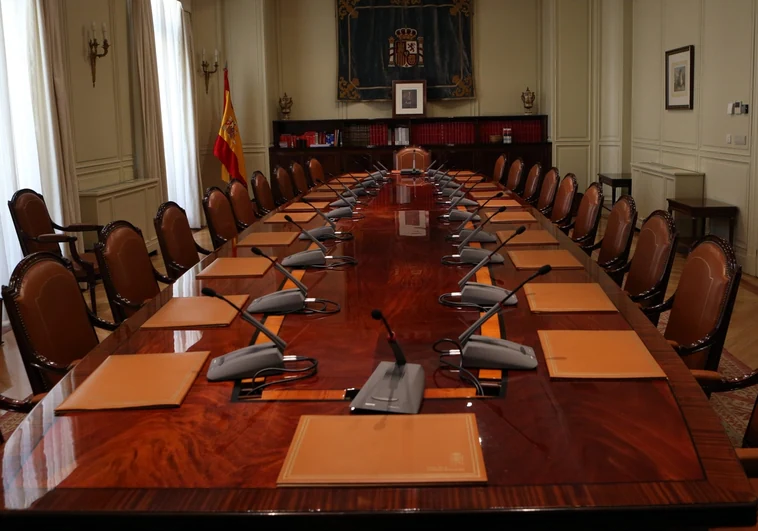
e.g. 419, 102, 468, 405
665, 45, 694, 110
392, 80, 427, 118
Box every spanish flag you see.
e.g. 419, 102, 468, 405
213, 68, 247, 186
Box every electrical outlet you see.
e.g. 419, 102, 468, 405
735, 135, 747, 145
727, 134, 732, 144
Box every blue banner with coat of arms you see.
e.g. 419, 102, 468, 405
337, 0, 474, 101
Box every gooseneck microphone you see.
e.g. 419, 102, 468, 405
451, 191, 505, 229
371, 309, 406, 366
301, 198, 354, 240
318, 179, 359, 208
457, 206, 507, 249
251, 247, 307, 295
458, 226, 527, 288
284, 214, 328, 253
283, 214, 357, 269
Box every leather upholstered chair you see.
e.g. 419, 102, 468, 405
619, 210, 678, 317
566, 182, 604, 250
2, 253, 117, 393
154, 201, 212, 281
203, 186, 239, 249
8, 189, 102, 314
520, 163, 542, 204
588, 195, 637, 283
290, 162, 310, 194
644, 235, 741, 371
536, 167, 560, 215
95, 221, 172, 323
251, 171, 276, 214
226, 179, 258, 230
274, 165, 297, 204
394, 146, 430, 170
308, 157, 326, 185
491, 154, 507, 184
503, 158, 523, 191
549, 173, 577, 227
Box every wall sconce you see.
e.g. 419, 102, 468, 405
202, 48, 219, 94
88, 22, 110, 88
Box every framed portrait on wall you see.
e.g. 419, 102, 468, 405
392, 80, 427, 118
665, 45, 694, 110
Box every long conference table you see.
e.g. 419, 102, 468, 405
1, 172, 756, 528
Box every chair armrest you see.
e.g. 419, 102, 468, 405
195, 243, 212, 255
605, 260, 631, 278
114, 294, 144, 311
55, 223, 103, 233
0, 392, 45, 413
691, 370, 725, 386
736, 448, 758, 477
88, 311, 118, 331
642, 295, 675, 317
154, 270, 173, 285
35, 233, 75, 244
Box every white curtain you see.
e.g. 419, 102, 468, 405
151, 0, 202, 228
0, 0, 67, 285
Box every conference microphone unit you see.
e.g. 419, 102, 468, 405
456, 206, 506, 249
282, 215, 357, 269
438, 172, 478, 197
343, 172, 377, 194
318, 180, 358, 208
449, 191, 504, 226
441, 208, 506, 266
298, 199, 348, 241
440, 226, 527, 309
350, 309, 424, 415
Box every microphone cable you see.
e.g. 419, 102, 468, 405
438, 292, 487, 311
433, 338, 483, 396
441, 254, 467, 266
300, 298, 341, 315
334, 232, 355, 241
246, 356, 319, 396
310, 255, 358, 269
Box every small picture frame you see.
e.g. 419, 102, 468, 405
392, 80, 427, 118
665, 45, 694, 110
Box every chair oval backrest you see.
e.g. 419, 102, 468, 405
492, 154, 507, 184
664, 236, 741, 370
290, 162, 309, 194
624, 210, 677, 300
394, 147, 430, 170
7, 189, 59, 255
2, 253, 99, 393
521, 163, 542, 201
203, 187, 238, 249
154, 201, 202, 280
597, 195, 637, 265
536, 167, 560, 211
226, 179, 256, 228
504, 158, 523, 190
571, 182, 604, 242
308, 158, 326, 185
550, 173, 577, 224
96, 221, 160, 321
275, 166, 296, 202
251, 171, 276, 213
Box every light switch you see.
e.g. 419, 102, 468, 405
735, 102, 743, 115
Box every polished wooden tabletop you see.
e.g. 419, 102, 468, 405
1, 173, 755, 528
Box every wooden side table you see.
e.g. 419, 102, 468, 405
598, 172, 632, 210
666, 197, 738, 249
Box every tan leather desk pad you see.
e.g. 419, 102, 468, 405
508, 249, 583, 269
497, 230, 559, 246
486, 211, 536, 223
265, 212, 317, 224
238, 231, 298, 247
196, 257, 273, 279
56, 351, 210, 413
277, 413, 487, 486
141, 295, 249, 329
479, 199, 520, 208
305, 191, 338, 200
469, 191, 500, 199
539, 330, 666, 379
463, 183, 498, 190
524, 283, 618, 313
284, 202, 328, 211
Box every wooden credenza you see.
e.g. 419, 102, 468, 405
630, 162, 704, 227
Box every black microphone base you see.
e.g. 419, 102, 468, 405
462, 336, 538, 370
247, 289, 305, 314
350, 361, 425, 415
329, 198, 356, 208
455, 229, 498, 243
459, 247, 505, 264
282, 249, 326, 268
299, 226, 336, 241
461, 283, 517, 307
207, 344, 284, 381
448, 210, 480, 222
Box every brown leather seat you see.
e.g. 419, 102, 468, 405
394, 146, 430, 170
95, 221, 172, 323
521, 163, 542, 204
503, 158, 523, 191
7, 189, 102, 313
550, 173, 577, 226
621, 210, 678, 313
203, 186, 239, 249
537, 167, 560, 214
251, 171, 276, 214
226, 179, 257, 230
590, 195, 637, 282
290, 162, 310, 194
2, 253, 117, 393
274, 166, 297, 203
154, 201, 211, 281
567, 182, 603, 249
491, 154, 507, 184
645, 236, 741, 371
308, 158, 326, 185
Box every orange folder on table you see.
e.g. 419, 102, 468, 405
479, 199, 520, 208
497, 230, 558, 246
196, 257, 273, 279
55, 351, 210, 412
305, 192, 338, 200
486, 211, 536, 223
277, 414, 487, 486
508, 249, 584, 270
524, 283, 618, 313
539, 330, 666, 379
265, 212, 317, 224
238, 231, 298, 247
284, 202, 328, 211
141, 295, 250, 329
